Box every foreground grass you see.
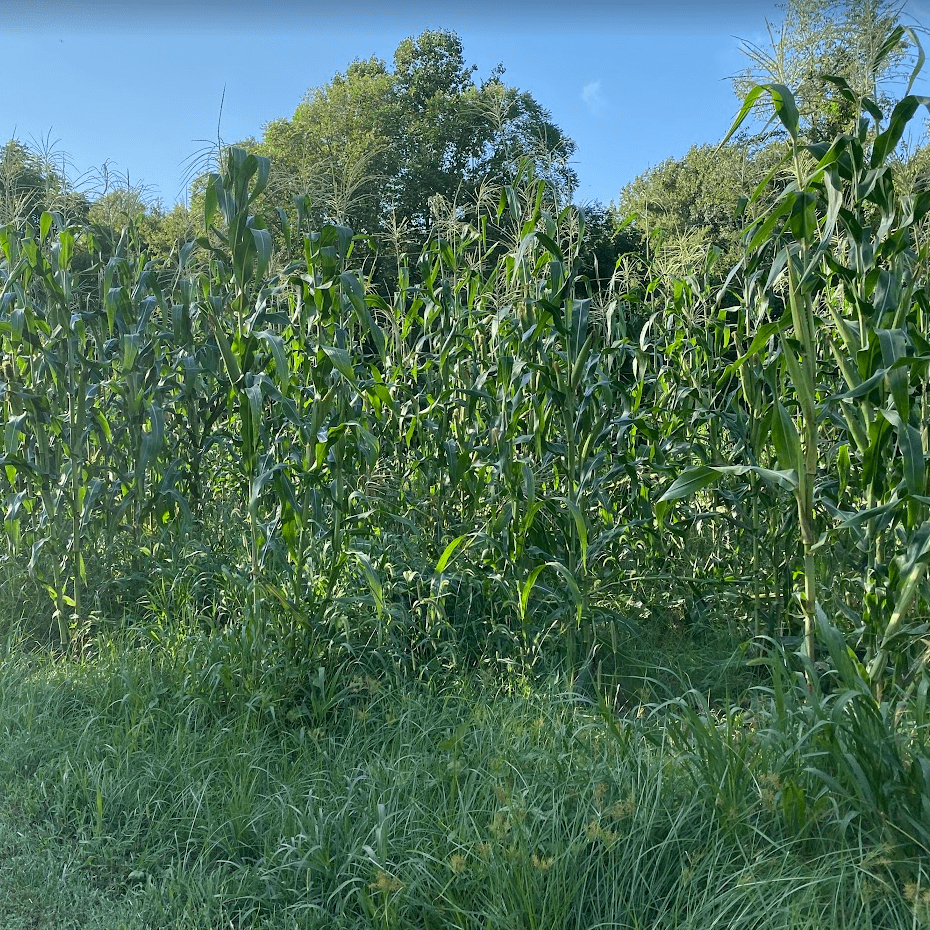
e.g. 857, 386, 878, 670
0, 626, 922, 929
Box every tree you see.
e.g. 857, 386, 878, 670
250, 30, 577, 238
574, 201, 643, 293
614, 140, 784, 281
259, 55, 400, 234
0, 138, 88, 227
613, 2, 923, 285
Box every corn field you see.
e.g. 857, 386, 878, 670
2, 48, 930, 870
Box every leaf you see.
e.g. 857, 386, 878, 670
902, 26, 926, 95
250, 153, 271, 203
250, 226, 273, 282
321, 345, 358, 389
816, 607, 869, 694
244, 382, 263, 456
204, 297, 243, 387
658, 466, 717, 504
880, 408, 926, 496
437, 721, 470, 752
352, 550, 384, 615
520, 564, 547, 621
204, 174, 219, 231
896, 521, 930, 578
720, 83, 799, 147
553, 496, 588, 570
543, 560, 583, 624
3, 413, 26, 455
435, 534, 469, 573
534, 232, 564, 262
340, 272, 386, 363
57, 228, 74, 271
871, 95, 930, 167
771, 400, 802, 472
256, 330, 289, 392
718, 314, 790, 382
657, 464, 797, 522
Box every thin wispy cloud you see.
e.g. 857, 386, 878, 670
582, 80, 607, 117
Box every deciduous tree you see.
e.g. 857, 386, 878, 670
249, 30, 577, 239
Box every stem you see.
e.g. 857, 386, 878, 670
785, 258, 820, 668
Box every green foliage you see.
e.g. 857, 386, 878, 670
615, 139, 785, 279
0, 638, 922, 929
0, 138, 89, 228
1, 18, 929, 918
252, 30, 577, 239
733, 0, 918, 144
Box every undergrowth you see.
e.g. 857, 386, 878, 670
0, 623, 924, 930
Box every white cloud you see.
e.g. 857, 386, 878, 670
582, 80, 606, 117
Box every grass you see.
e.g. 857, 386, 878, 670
0, 623, 921, 930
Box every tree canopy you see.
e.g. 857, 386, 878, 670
0, 139, 88, 228
612, 140, 786, 281
614, 0, 924, 283
251, 30, 577, 238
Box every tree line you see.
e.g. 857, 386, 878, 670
4, 1, 923, 296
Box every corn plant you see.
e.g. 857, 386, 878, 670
659, 26, 930, 698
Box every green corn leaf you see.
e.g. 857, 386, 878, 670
896, 521, 930, 581
875, 26, 907, 83
10, 307, 24, 344
658, 466, 722, 507
821, 169, 844, 246
789, 191, 819, 243
57, 228, 74, 272
881, 408, 925, 495
871, 95, 930, 167
145, 402, 165, 455
553, 496, 588, 570
436, 534, 470, 573
321, 345, 358, 389
244, 382, 263, 455
569, 330, 597, 393
3, 414, 25, 455
249, 462, 283, 513
816, 608, 869, 694
543, 559, 583, 624
720, 83, 799, 147
745, 199, 793, 254
340, 272, 386, 363
256, 330, 289, 392
121, 332, 140, 372
657, 464, 797, 522
520, 564, 547, 622
250, 226, 273, 283
534, 231, 564, 262
771, 400, 802, 472
204, 175, 219, 231
820, 75, 884, 123
272, 470, 300, 515
876, 328, 910, 419
827, 495, 903, 534
250, 153, 271, 203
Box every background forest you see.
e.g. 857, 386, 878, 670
2, 1, 930, 927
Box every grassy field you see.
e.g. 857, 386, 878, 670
0, 622, 922, 930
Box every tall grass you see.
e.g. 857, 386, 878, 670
0, 633, 920, 929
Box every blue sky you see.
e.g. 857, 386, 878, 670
2, 1, 929, 210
